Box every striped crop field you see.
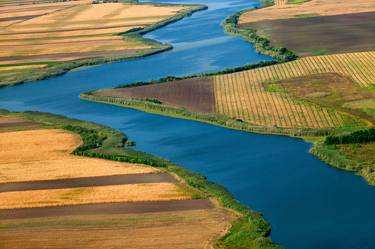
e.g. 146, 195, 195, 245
213, 51, 375, 129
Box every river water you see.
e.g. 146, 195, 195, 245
0, 0, 375, 248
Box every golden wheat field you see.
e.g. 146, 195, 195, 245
0, 1, 189, 64
0, 183, 189, 209
0, 129, 157, 183
213, 51, 375, 129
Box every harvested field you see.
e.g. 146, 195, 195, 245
0, 0, 91, 27
0, 114, 234, 248
239, 0, 375, 23
102, 51, 375, 129
0, 38, 145, 57
0, 35, 122, 46
213, 51, 375, 128
98, 77, 216, 113
0, 183, 190, 209
241, 12, 375, 56
0, 200, 213, 219
0, 173, 176, 193
0, 129, 157, 183
3, 3, 186, 33
0, 208, 232, 249
0, 14, 41, 22
214, 70, 344, 129
0, 1, 194, 84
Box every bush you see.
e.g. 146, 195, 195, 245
325, 128, 375, 145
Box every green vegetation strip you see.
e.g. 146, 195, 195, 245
223, 9, 297, 62
311, 142, 375, 186
0, 109, 282, 249
81, 93, 336, 137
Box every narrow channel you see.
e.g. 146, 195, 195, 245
0, 0, 374, 248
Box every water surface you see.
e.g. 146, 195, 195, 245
0, 0, 374, 248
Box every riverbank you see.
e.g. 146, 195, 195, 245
0, 1, 206, 87
80, 89, 375, 186
0, 109, 282, 249
81, 59, 375, 186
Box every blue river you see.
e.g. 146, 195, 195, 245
0, 0, 374, 248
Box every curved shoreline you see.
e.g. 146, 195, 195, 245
0, 2, 207, 88
0, 109, 282, 249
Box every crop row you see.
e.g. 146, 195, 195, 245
213, 51, 375, 129
214, 70, 344, 129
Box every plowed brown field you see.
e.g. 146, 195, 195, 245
97, 77, 216, 113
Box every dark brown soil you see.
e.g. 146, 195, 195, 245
98, 77, 216, 113
0, 173, 176, 192
241, 11, 375, 56
0, 200, 213, 220
0, 121, 37, 128
0, 116, 39, 131
0, 14, 42, 22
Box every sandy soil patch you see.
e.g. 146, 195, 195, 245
0, 183, 190, 209
0, 129, 157, 183
0, 209, 232, 249
239, 0, 375, 24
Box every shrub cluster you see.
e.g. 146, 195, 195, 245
63, 125, 107, 152
325, 128, 375, 145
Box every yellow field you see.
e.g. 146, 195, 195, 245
239, 0, 375, 23
0, 117, 229, 248
214, 51, 375, 129
0, 183, 189, 209
0, 1, 192, 79
0, 2, 188, 58
0, 209, 233, 249
3, 3, 185, 33
0, 129, 157, 183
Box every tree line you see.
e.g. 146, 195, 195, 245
325, 128, 375, 145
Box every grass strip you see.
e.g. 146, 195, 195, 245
81, 93, 337, 137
